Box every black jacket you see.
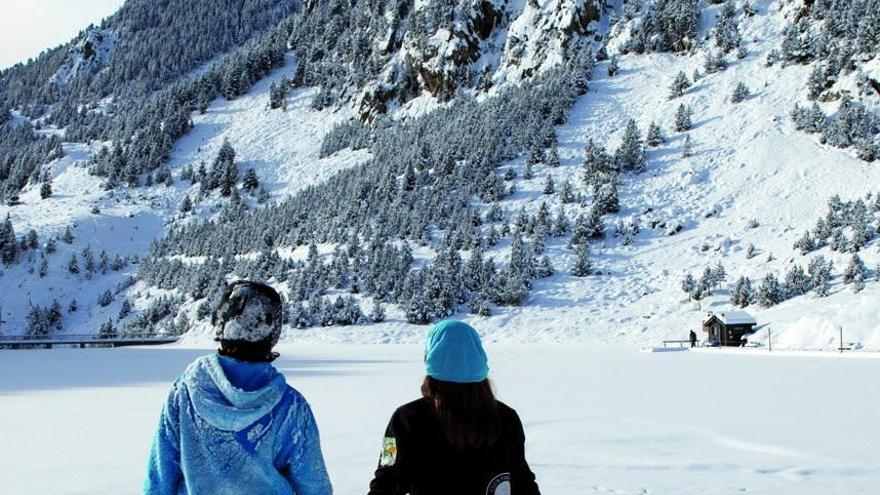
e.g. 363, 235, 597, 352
368, 398, 540, 495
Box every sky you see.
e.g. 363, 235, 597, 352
0, 0, 125, 69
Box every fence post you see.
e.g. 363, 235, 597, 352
768, 329, 772, 352
840, 326, 843, 354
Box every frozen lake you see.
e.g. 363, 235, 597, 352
1, 344, 878, 494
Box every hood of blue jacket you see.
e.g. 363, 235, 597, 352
181, 354, 287, 432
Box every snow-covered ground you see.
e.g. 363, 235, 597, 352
2, 343, 879, 494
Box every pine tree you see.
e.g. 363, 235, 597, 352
552, 205, 569, 236
808, 255, 832, 297
607, 55, 619, 77
220, 160, 238, 196
711, 261, 727, 289
584, 204, 605, 239
757, 273, 783, 307
793, 230, 816, 255
403, 289, 429, 325
48, 299, 63, 330
498, 234, 531, 306
699, 266, 714, 295
526, 141, 545, 165
571, 242, 592, 277
543, 175, 556, 195
26, 229, 38, 250
0, 214, 18, 265
730, 82, 750, 103
681, 273, 696, 297
211, 138, 237, 192
40, 181, 52, 199
807, 65, 827, 101
675, 104, 693, 132
714, 0, 742, 53
646, 121, 665, 147
67, 254, 80, 274
784, 264, 809, 298
843, 254, 866, 292
68, 299, 77, 313
559, 179, 575, 204
830, 229, 849, 252
594, 179, 620, 215
99, 318, 117, 339
26, 305, 49, 338
614, 119, 646, 172
668, 71, 691, 99
242, 168, 260, 192
98, 289, 114, 307
82, 245, 96, 275
546, 145, 560, 168
269, 79, 289, 110
781, 20, 813, 64
523, 161, 534, 180
62, 226, 75, 244
99, 250, 109, 273
731, 276, 753, 307
179, 195, 193, 213
582, 139, 610, 188
704, 51, 727, 73
118, 299, 132, 320
468, 292, 492, 317
535, 255, 554, 278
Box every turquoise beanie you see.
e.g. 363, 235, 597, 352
425, 320, 489, 383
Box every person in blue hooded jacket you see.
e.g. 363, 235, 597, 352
368, 319, 540, 495
144, 280, 332, 495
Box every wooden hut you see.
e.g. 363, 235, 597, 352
702, 311, 757, 346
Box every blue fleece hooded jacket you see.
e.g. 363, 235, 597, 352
144, 354, 332, 495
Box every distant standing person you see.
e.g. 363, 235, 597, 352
144, 280, 332, 495
367, 319, 540, 495
689, 329, 698, 348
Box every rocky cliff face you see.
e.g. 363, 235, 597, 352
50, 29, 118, 86
353, 0, 607, 119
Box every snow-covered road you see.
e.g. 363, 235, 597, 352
1, 344, 877, 494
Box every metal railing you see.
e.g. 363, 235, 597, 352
0, 333, 179, 349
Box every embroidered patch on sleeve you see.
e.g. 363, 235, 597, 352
380, 437, 397, 466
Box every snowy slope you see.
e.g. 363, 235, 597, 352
247, 0, 880, 348
0, 58, 369, 336
476, 0, 880, 347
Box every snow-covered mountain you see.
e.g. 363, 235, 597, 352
1, 0, 879, 349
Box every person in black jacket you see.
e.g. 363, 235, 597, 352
368, 319, 540, 495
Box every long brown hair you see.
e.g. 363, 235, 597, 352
421, 376, 500, 449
